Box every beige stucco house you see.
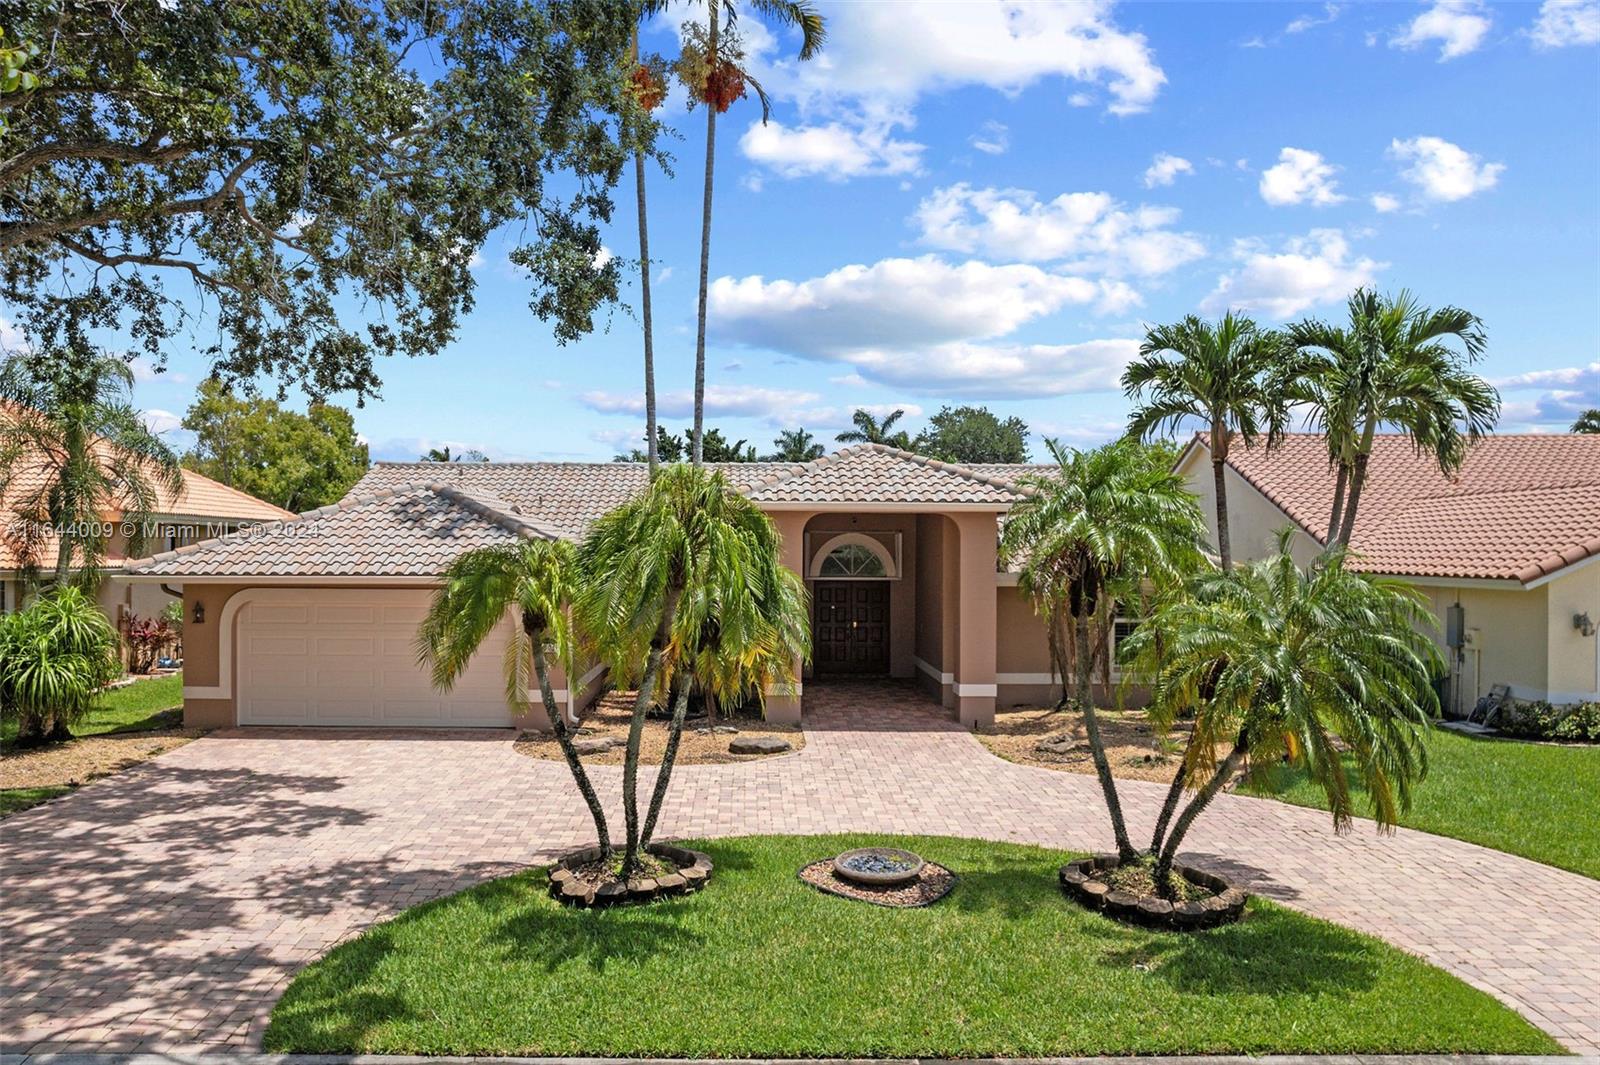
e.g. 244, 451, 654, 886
1177, 432, 1600, 713
122, 445, 1081, 731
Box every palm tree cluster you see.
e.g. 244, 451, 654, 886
417, 463, 807, 879
1006, 287, 1496, 898
1124, 289, 1497, 565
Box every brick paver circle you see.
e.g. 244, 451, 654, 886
2, 679, 1596, 1053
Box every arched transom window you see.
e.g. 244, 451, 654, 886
808, 533, 898, 580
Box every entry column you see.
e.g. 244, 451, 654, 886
766, 510, 812, 724
952, 511, 999, 728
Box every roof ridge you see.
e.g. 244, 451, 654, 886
428, 483, 560, 540
862, 442, 1035, 496
120, 481, 559, 573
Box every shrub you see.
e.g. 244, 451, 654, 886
119, 612, 174, 673
0, 587, 122, 745
1495, 698, 1600, 743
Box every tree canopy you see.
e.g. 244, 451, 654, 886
1, 0, 651, 401
618, 426, 758, 463
915, 405, 1030, 464
180, 380, 369, 512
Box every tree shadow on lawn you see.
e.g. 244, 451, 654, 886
1086, 902, 1380, 997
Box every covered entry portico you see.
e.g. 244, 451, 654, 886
765, 504, 1008, 728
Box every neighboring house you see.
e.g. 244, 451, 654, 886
1176, 432, 1600, 712
121, 445, 1086, 731
1, 441, 293, 628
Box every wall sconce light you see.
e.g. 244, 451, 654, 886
192, 601, 205, 625
1576, 612, 1596, 637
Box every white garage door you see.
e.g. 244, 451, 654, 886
236, 589, 517, 727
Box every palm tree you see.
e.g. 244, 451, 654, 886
1571, 409, 1600, 434
679, 0, 825, 465
416, 538, 612, 854
420, 446, 488, 462
1001, 438, 1208, 861
1289, 289, 1495, 546
577, 463, 808, 874
767, 427, 824, 462
1121, 532, 1441, 892
0, 345, 182, 586
626, 23, 670, 476
1123, 313, 1292, 569
835, 408, 912, 450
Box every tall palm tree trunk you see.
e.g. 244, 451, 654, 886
640, 677, 691, 847
1156, 736, 1248, 891
532, 636, 611, 855
1326, 461, 1349, 542
622, 583, 685, 874
1210, 450, 1232, 570
1075, 608, 1136, 860
1337, 451, 1370, 546
636, 145, 659, 477
689, 3, 719, 468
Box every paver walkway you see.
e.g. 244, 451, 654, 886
2, 680, 1597, 1054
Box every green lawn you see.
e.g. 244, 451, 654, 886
1, 672, 183, 748
264, 833, 1558, 1057
1, 673, 184, 816
0, 784, 73, 816
1247, 725, 1600, 881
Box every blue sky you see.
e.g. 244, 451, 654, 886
118, 1, 1600, 459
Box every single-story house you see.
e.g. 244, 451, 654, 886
122, 444, 1096, 731
2, 430, 293, 628
1176, 432, 1600, 711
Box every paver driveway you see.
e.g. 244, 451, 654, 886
2, 679, 1597, 1054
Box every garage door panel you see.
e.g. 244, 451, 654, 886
237, 591, 516, 727
252, 605, 309, 625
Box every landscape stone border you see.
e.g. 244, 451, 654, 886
797, 858, 957, 908
547, 843, 713, 908
1058, 853, 1247, 930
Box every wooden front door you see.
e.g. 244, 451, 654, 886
814, 581, 890, 675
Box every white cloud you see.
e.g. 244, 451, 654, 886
1370, 193, 1402, 213
654, 265, 673, 284
140, 409, 184, 435
1258, 147, 1345, 206
969, 120, 1010, 155
739, 120, 924, 180
913, 184, 1205, 277
710, 256, 1133, 362
580, 384, 825, 421
1389, 136, 1504, 201
1068, 91, 1095, 107
1531, 0, 1600, 47
736, 1, 1166, 119
1491, 361, 1600, 391
1287, 3, 1343, 34
1391, 0, 1492, 60
0, 316, 28, 353
1142, 152, 1194, 188
1202, 229, 1384, 319
1493, 363, 1599, 429
841, 340, 1140, 398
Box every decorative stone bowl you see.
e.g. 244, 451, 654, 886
548, 842, 713, 908
1058, 854, 1247, 930
832, 847, 926, 887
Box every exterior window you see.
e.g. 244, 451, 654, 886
818, 542, 888, 578
1109, 617, 1140, 676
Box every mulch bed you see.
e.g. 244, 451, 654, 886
798, 858, 956, 908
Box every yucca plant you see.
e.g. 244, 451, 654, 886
416, 538, 611, 854
1120, 532, 1442, 893
0, 586, 121, 745
1002, 438, 1208, 861
576, 463, 808, 875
